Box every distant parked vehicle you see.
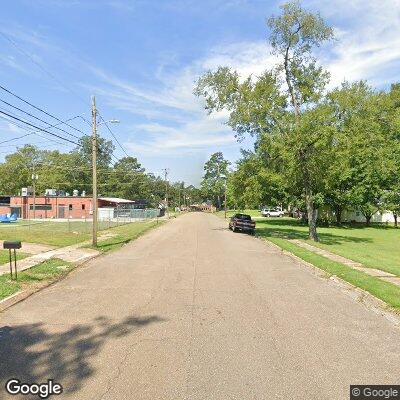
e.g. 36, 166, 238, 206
261, 208, 284, 217
229, 213, 256, 234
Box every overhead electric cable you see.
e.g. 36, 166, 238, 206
0, 84, 87, 136
0, 110, 80, 146
0, 114, 83, 147
0, 31, 88, 106
0, 98, 80, 139
98, 112, 129, 157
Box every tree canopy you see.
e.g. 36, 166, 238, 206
195, 1, 400, 236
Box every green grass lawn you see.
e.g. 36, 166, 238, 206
0, 221, 90, 247
0, 258, 73, 301
0, 219, 160, 247
266, 237, 400, 310
0, 250, 30, 265
255, 218, 400, 277
89, 219, 164, 252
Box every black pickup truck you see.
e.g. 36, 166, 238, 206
228, 213, 256, 234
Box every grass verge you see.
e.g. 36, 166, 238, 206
255, 218, 400, 277
264, 236, 400, 311
0, 219, 165, 248
0, 258, 73, 301
0, 222, 90, 247
0, 250, 30, 265
90, 219, 164, 252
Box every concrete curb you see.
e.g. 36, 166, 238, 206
258, 236, 400, 328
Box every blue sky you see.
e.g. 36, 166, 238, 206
0, 0, 399, 185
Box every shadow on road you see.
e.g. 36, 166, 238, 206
0, 314, 165, 396
256, 226, 373, 245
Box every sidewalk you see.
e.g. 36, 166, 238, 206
0, 240, 55, 255
289, 239, 400, 287
0, 234, 116, 276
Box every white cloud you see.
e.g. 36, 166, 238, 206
0, 54, 30, 75
89, 40, 274, 157
306, 0, 400, 87
83, 0, 400, 158
201, 41, 276, 79
126, 118, 236, 156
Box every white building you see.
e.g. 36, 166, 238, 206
341, 210, 396, 223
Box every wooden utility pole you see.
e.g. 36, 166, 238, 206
224, 182, 227, 219
32, 169, 38, 220
163, 168, 169, 218
92, 95, 98, 247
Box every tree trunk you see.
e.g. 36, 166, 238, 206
365, 215, 372, 226
306, 193, 319, 241
217, 195, 221, 210
394, 214, 398, 228
284, 46, 301, 119
335, 207, 342, 224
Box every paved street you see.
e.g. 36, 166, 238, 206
0, 213, 399, 399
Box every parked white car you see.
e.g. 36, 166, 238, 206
261, 208, 284, 217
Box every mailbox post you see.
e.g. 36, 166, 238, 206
3, 241, 22, 280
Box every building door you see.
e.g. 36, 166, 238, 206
10, 207, 21, 217
58, 206, 65, 218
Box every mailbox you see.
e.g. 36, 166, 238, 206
3, 241, 21, 280
3, 241, 22, 250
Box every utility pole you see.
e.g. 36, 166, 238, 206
92, 95, 98, 247
31, 168, 38, 220
163, 168, 169, 218
224, 181, 227, 219
178, 182, 183, 210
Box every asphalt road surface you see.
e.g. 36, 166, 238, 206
0, 213, 399, 399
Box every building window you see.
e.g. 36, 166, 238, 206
29, 204, 52, 211
82, 204, 85, 210
69, 204, 73, 211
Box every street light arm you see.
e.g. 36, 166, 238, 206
97, 119, 120, 126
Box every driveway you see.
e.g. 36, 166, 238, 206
0, 212, 399, 399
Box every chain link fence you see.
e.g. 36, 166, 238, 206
0, 205, 160, 235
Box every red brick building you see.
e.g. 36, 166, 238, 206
0, 195, 136, 219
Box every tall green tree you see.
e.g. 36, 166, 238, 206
195, 1, 334, 240
228, 151, 287, 210
109, 156, 148, 199
381, 83, 400, 226
327, 82, 393, 225
267, 1, 333, 239
201, 152, 230, 208
69, 135, 115, 195
0, 145, 41, 195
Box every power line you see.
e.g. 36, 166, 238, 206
0, 110, 80, 146
0, 31, 88, 106
0, 84, 87, 136
0, 114, 121, 165
98, 112, 129, 157
0, 108, 74, 147
0, 86, 123, 176
0, 98, 81, 139
0, 116, 71, 147
0, 114, 82, 147
0, 35, 125, 166
0, 132, 33, 145
70, 113, 121, 164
